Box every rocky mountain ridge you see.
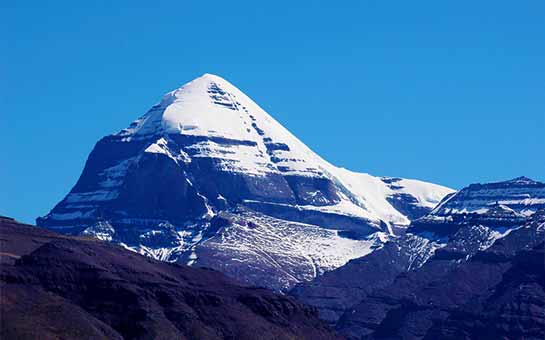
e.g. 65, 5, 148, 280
292, 177, 545, 337
0, 216, 338, 339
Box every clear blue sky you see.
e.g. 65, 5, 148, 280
2, 1, 544, 223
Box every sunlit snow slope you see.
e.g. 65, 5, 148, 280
38, 74, 453, 290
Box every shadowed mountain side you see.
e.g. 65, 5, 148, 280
0, 217, 339, 340
335, 212, 545, 339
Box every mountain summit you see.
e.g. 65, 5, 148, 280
38, 74, 453, 290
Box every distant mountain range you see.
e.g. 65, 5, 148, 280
292, 177, 545, 339
36, 74, 452, 291
24, 74, 544, 339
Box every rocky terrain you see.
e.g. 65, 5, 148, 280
336, 211, 544, 339
292, 177, 545, 339
0, 216, 338, 340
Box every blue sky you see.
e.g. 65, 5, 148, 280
2, 1, 544, 223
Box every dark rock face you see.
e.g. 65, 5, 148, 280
34, 129, 375, 236
424, 244, 545, 340
0, 217, 338, 340
335, 212, 545, 339
290, 234, 436, 324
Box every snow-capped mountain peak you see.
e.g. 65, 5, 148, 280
38, 73, 453, 290
410, 176, 545, 238
117, 73, 326, 179
120, 73, 264, 138
429, 176, 545, 217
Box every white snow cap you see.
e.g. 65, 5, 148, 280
120, 73, 454, 227
121, 73, 291, 140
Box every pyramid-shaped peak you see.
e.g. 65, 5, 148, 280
117, 73, 303, 153
200, 73, 228, 81
160, 73, 245, 107
176, 73, 235, 92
